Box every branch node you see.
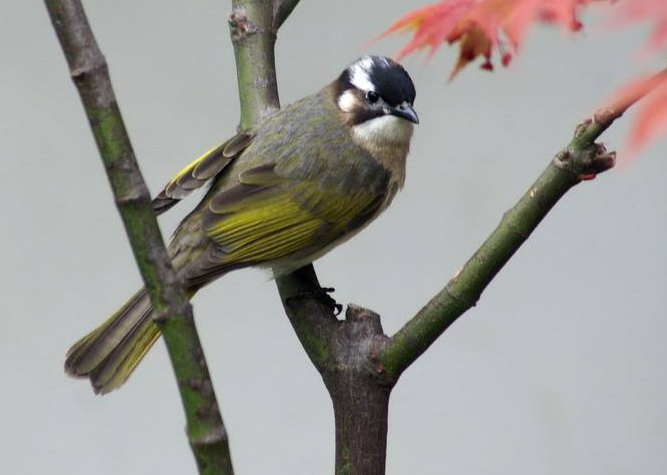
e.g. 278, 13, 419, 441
196, 403, 220, 419
574, 118, 593, 138
70, 66, 86, 80
152, 309, 169, 324
70, 58, 107, 82
152, 301, 191, 325
228, 9, 258, 42
445, 285, 475, 309
190, 425, 228, 448
553, 149, 572, 170
114, 190, 150, 208
501, 210, 530, 239
583, 146, 616, 177
555, 143, 616, 181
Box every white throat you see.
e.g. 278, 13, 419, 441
352, 115, 414, 147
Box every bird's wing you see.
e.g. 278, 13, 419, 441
180, 163, 385, 285
152, 132, 253, 215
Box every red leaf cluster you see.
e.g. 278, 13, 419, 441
384, 0, 599, 79
384, 0, 667, 155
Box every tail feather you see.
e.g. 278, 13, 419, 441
65, 288, 161, 394
89, 317, 161, 393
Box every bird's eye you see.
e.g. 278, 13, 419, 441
366, 91, 379, 104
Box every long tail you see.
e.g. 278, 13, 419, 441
65, 288, 160, 394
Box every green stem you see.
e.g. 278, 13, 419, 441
44, 1, 233, 474
229, 0, 281, 128
380, 115, 623, 377
226, 0, 333, 363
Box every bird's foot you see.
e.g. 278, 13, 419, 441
286, 286, 343, 316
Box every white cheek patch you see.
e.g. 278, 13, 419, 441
353, 115, 414, 146
337, 90, 358, 112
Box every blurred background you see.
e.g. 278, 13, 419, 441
1, 1, 666, 474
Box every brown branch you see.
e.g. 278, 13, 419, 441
275, 265, 338, 371
43, 1, 233, 474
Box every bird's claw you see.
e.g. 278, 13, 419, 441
286, 286, 343, 316
320, 287, 343, 315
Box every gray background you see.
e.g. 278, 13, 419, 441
1, 1, 666, 474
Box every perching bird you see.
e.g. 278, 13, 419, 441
65, 55, 418, 394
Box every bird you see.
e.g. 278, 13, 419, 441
65, 55, 419, 394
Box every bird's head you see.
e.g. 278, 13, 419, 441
334, 55, 418, 145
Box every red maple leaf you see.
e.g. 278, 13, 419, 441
385, 0, 667, 155
383, 0, 602, 79
384, 0, 478, 60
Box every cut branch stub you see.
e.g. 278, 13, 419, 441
328, 305, 392, 385
322, 305, 394, 475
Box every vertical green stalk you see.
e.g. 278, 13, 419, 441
229, 0, 281, 128
44, 1, 233, 473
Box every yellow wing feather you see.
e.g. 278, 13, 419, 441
170, 144, 223, 184
152, 132, 252, 214
204, 178, 382, 267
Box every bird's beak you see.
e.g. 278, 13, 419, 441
391, 103, 419, 124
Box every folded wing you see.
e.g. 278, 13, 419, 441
179, 162, 385, 285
